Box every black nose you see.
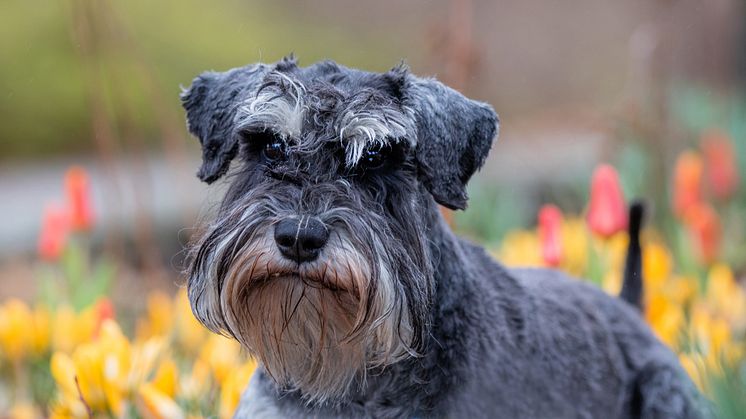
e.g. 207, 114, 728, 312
274, 217, 329, 263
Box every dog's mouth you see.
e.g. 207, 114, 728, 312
257, 265, 355, 295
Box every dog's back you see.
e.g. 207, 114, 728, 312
437, 238, 704, 419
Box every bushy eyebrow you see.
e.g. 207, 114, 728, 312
236, 74, 417, 168
235, 72, 307, 140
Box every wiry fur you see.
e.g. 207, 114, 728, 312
182, 57, 705, 418
188, 165, 430, 404
235, 66, 416, 168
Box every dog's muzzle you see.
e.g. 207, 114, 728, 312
187, 199, 419, 404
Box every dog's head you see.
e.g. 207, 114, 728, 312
182, 56, 498, 403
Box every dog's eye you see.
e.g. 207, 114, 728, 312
263, 140, 286, 162
359, 146, 388, 170
239, 130, 287, 162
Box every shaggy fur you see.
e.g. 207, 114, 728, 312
182, 56, 704, 418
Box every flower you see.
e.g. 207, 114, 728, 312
31, 304, 51, 356
136, 291, 174, 341
586, 164, 627, 237
646, 294, 685, 348
706, 264, 746, 329
538, 204, 563, 267
174, 289, 208, 355
558, 218, 588, 276
51, 305, 97, 353
50, 319, 168, 417
701, 129, 739, 200
64, 166, 95, 231
0, 299, 33, 363
200, 334, 243, 384
642, 242, 672, 292
684, 203, 721, 264
137, 383, 185, 419
672, 151, 704, 218
151, 358, 179, 398
498, 230, 542, 267
219, 360, 257, 419
37, 203, 70, 261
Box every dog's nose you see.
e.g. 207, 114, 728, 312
274, 217, 329, 263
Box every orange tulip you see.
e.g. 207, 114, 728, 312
672, 151, 703, 218
538, 204, 563, 267
65, 166, 95, 231
685, 203, 721, 264
701, 130, 739, 200
586, 164, 627, 237
37, 203, 71, 261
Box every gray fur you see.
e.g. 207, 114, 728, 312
182, 57, 704, 418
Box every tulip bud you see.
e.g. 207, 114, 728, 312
65, 166, 95, 231
37, 203, 71, 262
684, 203, 721, 264
672, 151, 703, 219
587, 164, 628, 237
538, 204, 563, 267
701, 130, 739, 200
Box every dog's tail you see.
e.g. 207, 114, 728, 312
619, 200, 645, 310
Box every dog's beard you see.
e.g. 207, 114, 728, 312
188, 207, 418, 404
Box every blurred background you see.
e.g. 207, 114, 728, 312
1, 0, 745, 417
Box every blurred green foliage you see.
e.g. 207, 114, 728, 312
0, 0, 409, 160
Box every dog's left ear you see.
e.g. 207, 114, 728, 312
181, 64, 269, 183
405, 76, 499, 210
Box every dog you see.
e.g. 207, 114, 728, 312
181, 56, 704, 418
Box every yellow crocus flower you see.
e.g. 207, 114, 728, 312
31, 304, 51, 356
175, 289, 208, 355
645, 294, 684, 348
137, 290, 175, 341
52, 304, 96, 353
559, 218, 588, 276
137, 383, 185, 419
50, 352, 92, 418
498, 230, 542, 267
200, 334, 242, 384
151, 358, 179, 397
219, 360, 257, 419
643, 242, 672, 291
666, 276, 698, 306
0, 299, 33, 363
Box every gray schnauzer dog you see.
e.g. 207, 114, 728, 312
181, 56, 703, 418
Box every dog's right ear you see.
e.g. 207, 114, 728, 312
181, 65, 269, 183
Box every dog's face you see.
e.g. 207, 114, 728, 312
182, 57, 498, 403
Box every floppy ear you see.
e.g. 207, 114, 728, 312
181, 64, 269, 183
407, 77, 499, 210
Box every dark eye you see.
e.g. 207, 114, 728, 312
360, 146, 389, 170
263, 140, 286, 162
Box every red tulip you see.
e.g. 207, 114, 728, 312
538, 204, 563, 267
64, 166, 95, 231
672, 151, 703, 218
587, 164, 628, 237
702, 130, 739, 200
684, 203, 721, 264
37, 203, 71, 261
